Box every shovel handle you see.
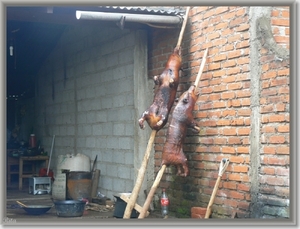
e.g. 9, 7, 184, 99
205, 158, 229, 218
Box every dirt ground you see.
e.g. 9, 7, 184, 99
4, 182, 165, 226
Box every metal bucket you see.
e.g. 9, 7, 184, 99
113, 195, 139, 218
66, 171, 92, 201
54, 200, 86, 217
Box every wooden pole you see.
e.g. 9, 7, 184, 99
204, 158, 229, 218
138, 165, 166, 218
176, 7, 190, 49
194, 48, 208, 89
123, 130, 157, 218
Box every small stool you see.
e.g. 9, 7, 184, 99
29, 177, 51, 195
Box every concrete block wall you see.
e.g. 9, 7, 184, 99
35, 24, 150, 201
149, 6, 289, 218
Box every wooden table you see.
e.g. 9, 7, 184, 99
19, 156, 49, 190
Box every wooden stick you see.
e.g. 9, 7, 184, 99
176, 6, 190, 49
194, 48, 208, 89
138, 165, 166, 218
123, 130, 157, 218
120, 194, 150, 217
205, 158, 229, 218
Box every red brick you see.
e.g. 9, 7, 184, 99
228, 82, 243, 90
200, 137, 214, 145
237, 183, 250, 192
215, 6, 229, 14
207, 32, 221, 40
222, 75, 236, 83
227, 67, 241, 75
229, 156, 245, 164
222, 146, 235, 154
196, 111, 208, 118
262, 156, 289, 166
230, 119, 244, 126
223, 128, 237, 136
228, 50, 242, 59
206, 128, 218, 135
236, 146, 249, 153
236, 74, 250, 81
200, 87, 213, 94
278, 69, 289, 76
208, 110, 222, 118
228, 137, 242, 144
275, 167, 289, 176
236, 90, 251, 98
236, 40, 250, 49
269, 135, 286, 144
214, 138, 227, 145
213, 85, 227, 92
276, 104, 286, 112
277, 125, 289, 132
217, 119, 230, 126
262, 126, 275, 133
223, 11, 236, 20
241, 98, 250, 106
212, 54, 226, 63
276, 146, 289, 155
228, 99, 241, 107
271, 18, 289, 26
270, 77, 288, 87
210, 79, 222, 86
236, 24, 250, 32
261, 88, 277, 97
215, 22, 228, 30
213, 69, 226, 78
269, 115, 285, 122
214, 38, 228, 47
221, 92, 235, 99
236, 8, 247, 16
261, 175, 285, 186
237, 109, 251, 116
213, 101, 226, 108
238, 127, 250, 136
261, 71, 277, 79
261, 104, 275, 113
262, 167, 275, 175
231, 164, 248, 173
222, 109, 236, 117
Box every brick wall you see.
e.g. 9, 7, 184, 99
258, 6, 290, 218
149, 6, 289, 218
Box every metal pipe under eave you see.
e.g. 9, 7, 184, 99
76, 10, 183, 26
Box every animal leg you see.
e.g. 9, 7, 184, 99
138, 111, 149, 129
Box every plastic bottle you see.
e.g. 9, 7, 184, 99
160, 188, 169, 217
29, 134, 36, 148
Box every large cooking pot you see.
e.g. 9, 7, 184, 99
54, 200, 86, 217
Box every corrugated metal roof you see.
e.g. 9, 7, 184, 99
98, 6, 186, 16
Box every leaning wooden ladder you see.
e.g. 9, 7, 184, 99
122, 6, 191, 219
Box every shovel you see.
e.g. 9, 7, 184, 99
205, 158, 229, 218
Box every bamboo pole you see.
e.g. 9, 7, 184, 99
123, 130, 157, 218
194, 48, 208, 89
176, 6, 190, 49
123, 6, 191, 219
138, 165, 166, 218
204, 158, 229, 218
